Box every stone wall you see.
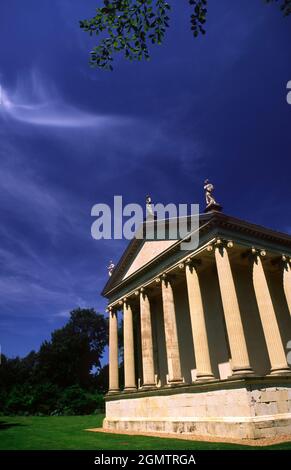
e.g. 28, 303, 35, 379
104, 382, 291, 439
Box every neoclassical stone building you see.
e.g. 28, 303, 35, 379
102, 208, 291, 439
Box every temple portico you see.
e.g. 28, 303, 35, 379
102, 191, 291, 439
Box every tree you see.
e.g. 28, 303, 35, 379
80, 0, 291, 70
0, 352, 38, 391
0, 309, 108, 415
94, 363, 109, 393
38, 308, 108, 388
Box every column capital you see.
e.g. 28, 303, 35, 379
282, 254, 291, 267
241, 247, 267, 263
271, 254, 291, 271
184, 257, 202, 269
161, 272, 172, 283
140, 286, 150, 297
122, 296, 136, 308
133, 287, 149, 297
251, 247, 267, 258
107, 305, 118, 314
207, 238, 234, 252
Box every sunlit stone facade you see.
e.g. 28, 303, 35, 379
102, 211, 291, 439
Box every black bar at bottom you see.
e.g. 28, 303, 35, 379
0, 450, 290, 466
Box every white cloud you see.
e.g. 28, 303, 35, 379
0, 69, 127, 128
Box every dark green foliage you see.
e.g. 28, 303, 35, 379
0, 351, 38, 391
266, 0, 291, 16
80, 0, 290, 70
189, 0, 207, 38
1, 383, 59, 415
0, 308, 109, 415
55, 385, 105, 415
0, 383, 105, 416
80, 0, 171, 70
37, 308, 108, 388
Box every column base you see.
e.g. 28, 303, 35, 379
231, 366, 255, 378
196, 373, 216, 382
107, 389, 120, 395
123, 387, 137, 393
269, 366, 291, 376
141, 384, 157, 390
168, 379, 184, 385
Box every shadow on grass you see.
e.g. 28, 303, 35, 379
0, 421, 26, 430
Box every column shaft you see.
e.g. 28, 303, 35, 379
109, 310, 119, 393
185, 264, 214, 380
283, 263, 291, 317
253, 256, 290, 374
123, 302, 136, 391
161, 278, 183, 383
140, 291, 156, 387
215, 245, 253, 375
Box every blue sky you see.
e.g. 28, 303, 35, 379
0, 1, 290, 361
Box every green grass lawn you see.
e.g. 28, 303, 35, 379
0, 415, 291, 450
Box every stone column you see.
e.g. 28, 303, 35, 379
185, 261, 214, 381
283, 259, 291, 317
214, 240, 253, 376
109, 308, 119, 393
161, 275, 183, 383
252, 251, 290, 375
123, 300, 136, 391
140, 289, 156, 388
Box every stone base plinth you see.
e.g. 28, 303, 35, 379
103, 377, 291, 440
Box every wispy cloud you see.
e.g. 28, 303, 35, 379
0, 69, 205, 351
0, 241, 100, 319
0, 69, 127, 128
0, 145, 85, 246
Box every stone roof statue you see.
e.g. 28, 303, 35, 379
107, 260, 115, 277
204, 179, 222, 213
146, 195, 154, 218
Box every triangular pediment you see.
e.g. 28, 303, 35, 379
122, 239, 177, 280
102, 211, 291, 298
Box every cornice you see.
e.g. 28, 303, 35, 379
102, 212, 291, 298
